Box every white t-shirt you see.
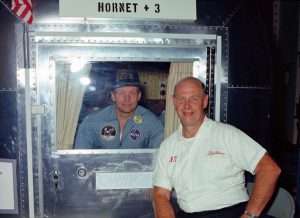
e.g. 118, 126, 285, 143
153, 117, 266, 213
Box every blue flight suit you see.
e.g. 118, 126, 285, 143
74, 105, 163, 149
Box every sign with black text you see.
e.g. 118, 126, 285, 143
59, 0, 196, 20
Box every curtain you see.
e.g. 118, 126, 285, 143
164, 62, 193, 138
56, 62, 91, 149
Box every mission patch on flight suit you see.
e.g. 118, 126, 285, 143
130, 128, 141, 140
100, 125, 117, 141
133, 115, 143, 124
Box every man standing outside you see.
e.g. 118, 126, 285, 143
75, 69, 163, 149
153, 77, 281, 218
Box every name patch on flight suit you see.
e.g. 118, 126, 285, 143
100, 125, 116, 141
130, 128, 141, 140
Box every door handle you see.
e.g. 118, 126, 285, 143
51, 169, 61, 191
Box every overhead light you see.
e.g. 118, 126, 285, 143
88, 86, 96, 91
79, 76, 91, 86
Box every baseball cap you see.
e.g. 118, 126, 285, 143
112, 69, 140, 90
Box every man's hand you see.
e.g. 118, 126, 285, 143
153, 186, 176, 218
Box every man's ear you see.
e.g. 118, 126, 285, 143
203, 94, 209, 109
111, 92, 116, 102
137, 90, 142, 101
172, 95, 176, 105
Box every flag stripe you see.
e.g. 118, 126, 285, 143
11, 0, 33, 24
23, 12, 32, 23
16, 5, 26, 16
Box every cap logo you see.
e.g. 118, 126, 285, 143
117, 70, 134, 81
100, 125, 116, 141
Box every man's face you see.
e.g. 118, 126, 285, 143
173, 80, 208, 128
112, 86, 141, 114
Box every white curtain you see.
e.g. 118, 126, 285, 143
164, 62, 193, 138
56, 62, 91, 149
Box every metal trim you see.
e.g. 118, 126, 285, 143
215, 36, 222, 122
24, 24, 35, 218
53, 148, 157, 155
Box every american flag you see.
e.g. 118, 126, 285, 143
11, 0, 33, 24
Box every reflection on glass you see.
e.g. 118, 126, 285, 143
56, 62, 170, 150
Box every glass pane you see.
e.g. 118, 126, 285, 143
56, 61, 169, 150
